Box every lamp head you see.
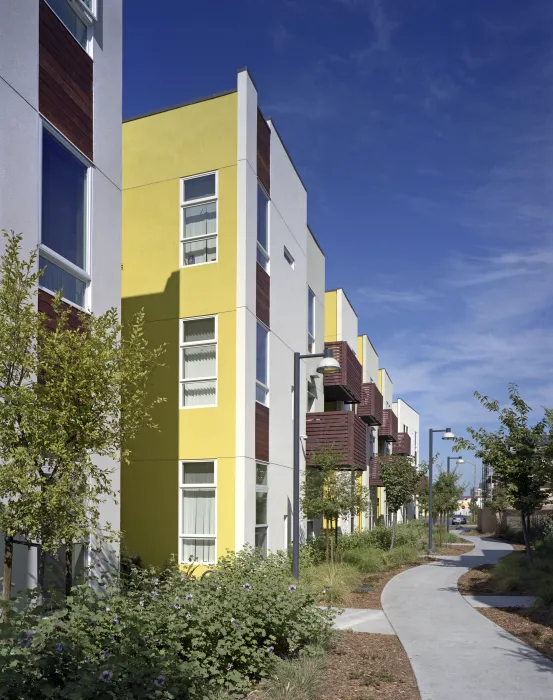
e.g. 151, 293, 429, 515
442, 429, 455, 440
316, 348, 340, 374
456, 457, 465, 464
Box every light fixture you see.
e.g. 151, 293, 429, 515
316, 349, 340, 374
456, 457, 465, 464
442, 428, 455, 440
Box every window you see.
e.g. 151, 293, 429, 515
180, 317, 217, 407
307, 379, 317, 412
255, 463, 268, 555
180, 461, 216, 564
307, 287, 315, 353
181, 173, 217, 266
40, 127, 90, 308
256, 322, 269, 405
46, 0, 90, 49
283, 246, 294, 268
257, 185, 269, 271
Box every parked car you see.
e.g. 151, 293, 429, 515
452, 514, 467, 525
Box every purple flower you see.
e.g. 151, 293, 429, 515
139, 600, 144, 607
85, 657, 90, 664
288, 585, 297, 592
151, 577, 159, 585
152, 591, 159, 599
243, 583, 252, 591
226, 664, 233, 671
104, 649, 111, 657
154, 675, 165, 687
185, 611, 191, 619
88, 616, 95, 626
266, 646, 274, 653
232, 618, 242, 629
112, 617, 119, 624
56, 644, 63, 653
174, 602, 181, 610
105, 607, 110, 613
186, 593, 193, 600
99, 670, 113, 682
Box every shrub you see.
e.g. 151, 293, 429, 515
300, 562, 360, 606
257, 646, 325, 700
0, 548, 332, 699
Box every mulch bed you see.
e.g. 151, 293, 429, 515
478, 607, 553, 662
344, 564, 423, 610
317, 630, 421, 700
430, 543, 475, 556
457, 549, 531, 596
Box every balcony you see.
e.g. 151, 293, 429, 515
306, 411, 367, 471
379, 409, 398, 442
392, 432, 411, 455
369, 455, 383, 486
357, 382, 383, 426
323, 341, 362, 404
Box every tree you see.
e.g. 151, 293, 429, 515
455, 384, 551, 565
488, 484, 512, 531
380, 454, 425, 550
431, 469, 464, 546
0, 230, 165, 605
301, 448, 369, 561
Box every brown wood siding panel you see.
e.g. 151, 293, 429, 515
380, 409, 398, 442
39, 0, 93, 159
357, 382, 384, 426
393, 432, 412, 455
369, 456, 383, 486
255, 403, 270, 462
38, 289, 83, 330
306, 411, 366, 471
323, 341, 363, 403
257, 110, 271, 194
256, 263, 270, 327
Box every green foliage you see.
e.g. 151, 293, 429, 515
0, 230, 165, 597
341, 544, 420, 573
488, 484, 512, 514
300, 562, 360, 606
0, 549, 332, 699
257, 647, 325, 700
380, 455, 426, 548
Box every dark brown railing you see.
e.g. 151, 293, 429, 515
357, 382, 383, 426
379, 409, 398, 442
306, 411, 367, 470
323, 341, 362, 404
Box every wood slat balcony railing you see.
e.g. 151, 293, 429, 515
379, 408, 398, 442
357, 382, 383, 425
369, 455, 383, 486
392, 432, 411, 456
323, 341, 362, 404
306, 411, 367, 471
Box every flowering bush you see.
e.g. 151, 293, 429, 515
0, 548, 332, 699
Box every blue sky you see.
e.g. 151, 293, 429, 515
123, 0, 552, 486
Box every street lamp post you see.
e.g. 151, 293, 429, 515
446, 455, 464, 531
292, 348, 340, 580
428, 427, 455, 553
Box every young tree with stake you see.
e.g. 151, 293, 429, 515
380, 454, 426, 550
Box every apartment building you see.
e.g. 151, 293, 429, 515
121, 70, 326, 568
392, 398, 420, 519
0, 0, 123, 590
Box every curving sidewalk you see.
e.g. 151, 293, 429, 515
381, 534, 553, 699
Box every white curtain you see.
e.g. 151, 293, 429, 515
182, 489, 215, 535
182, 380, 216, 407
182, 462, 214, 485
182, 318, 215, 343
182, 345, 216, 379
182, 538, 215, 564
183, 202, 216, 239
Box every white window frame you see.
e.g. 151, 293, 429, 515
178, 460, 217, 565
255, 462, 269, 555
180, 171, 218, 268
38, 121, 92, 311
307, 287, 315, 353
179, 315, 218, 409
257, 184, 270, 273
256, 321, 269, 406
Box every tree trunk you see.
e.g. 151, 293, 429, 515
2, 536, 14, 617
521, 512, 533, 566
439, 515, 443, 547
335, 518, 339, 548
390, 512, 396, 551
37, 546, 46, 597
325, 524, 329, 562
65, 545, 73, 597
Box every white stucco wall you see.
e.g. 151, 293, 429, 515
392, 399, 420, 464
379, 368, 393, 409
336, 289, 359, 354
306, 228, 325, 411
358, 334, 378, 384
0, 1, 123, 592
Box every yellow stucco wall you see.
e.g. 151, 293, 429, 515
121, 93, 238, 567
324, 290, 337, 342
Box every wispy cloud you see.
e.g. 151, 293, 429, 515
357, 287, 430, 308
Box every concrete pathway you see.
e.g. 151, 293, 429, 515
464, 595, 537, 608
382, 535, 553, 699
331, 608, 395, 634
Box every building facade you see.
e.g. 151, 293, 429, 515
122, 70, 326, 568
392, 398, 420, 519
0, 0, 123, 591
